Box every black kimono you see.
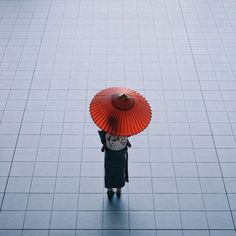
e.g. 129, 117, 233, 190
98, 131, 130, 188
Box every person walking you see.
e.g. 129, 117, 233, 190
99, 130, 131, 197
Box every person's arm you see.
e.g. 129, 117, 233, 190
98, 130, 106, 152
127, 139, 131, 148
101, 145, 106, 152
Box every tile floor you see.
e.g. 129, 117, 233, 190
0, 0, 236, 235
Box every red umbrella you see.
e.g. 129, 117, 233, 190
89, 87, 152, 136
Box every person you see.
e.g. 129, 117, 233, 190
98, 130, 131, 197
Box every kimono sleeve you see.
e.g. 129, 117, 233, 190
98, 130, 106, 145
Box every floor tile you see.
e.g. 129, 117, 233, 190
0, 0, 236, 234
155, 212, 182, 229
129, 211, 155, 229
24, 211, 51, 229
50, 211, 77, 229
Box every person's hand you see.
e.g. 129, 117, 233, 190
101, 146, 105, 152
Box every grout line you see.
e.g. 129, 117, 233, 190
39, 9, 68, 236
75, 0, 95, 232
136, 0, 158, 233
0, 1, 26, 210
15, 0, 63, 235
0, 228, 235, 231
0, 1, 51, 217
204, 0, 236, 232
159, 2, 185, 233
178, 0, 236, 232
70, 1, 82, 236
121, 0, 131, 235
101, 0, 109, 233
164, 0, 213, 233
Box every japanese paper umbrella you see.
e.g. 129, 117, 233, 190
89, 87, 152, 136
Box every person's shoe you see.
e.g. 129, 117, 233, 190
107, 188, 114, 194
116, 188, 121, 198
107, 188, 114, 200
107, 188, 114, 193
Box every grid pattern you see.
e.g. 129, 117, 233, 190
0, 0, 236, 235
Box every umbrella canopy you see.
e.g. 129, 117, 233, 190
89, 87, 152, 136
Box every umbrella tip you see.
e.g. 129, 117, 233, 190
112, 93, 135, 110
119, 93, 129, 100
